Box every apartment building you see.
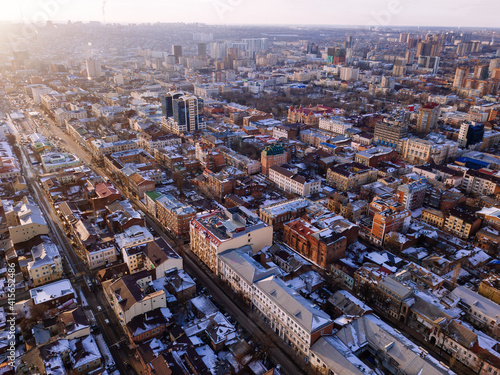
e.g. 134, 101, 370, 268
318, 116, 352, 135
443, 206, 481, 239
367, 198, 411, 246
259, 197, 318, 230
104, 270, 166, 325
283, 218, 347, 268
190, 207, 273, 273
477, 207, 500, 231
218, 245, 279, 299
402, 138, 458, 165
326, 162, 378, 192
396, 178, 428, 210
373, 121, 408, 151
354, 146, 395, 168
86, 239, 118, 270
268, 165, 321, 197
420, 208, 446, 229
155, 193, 196, 238
5, 197, 49, 244
88, 139, 139, 162
261, 143, 287, 175
462, 169, 500, 196
115, 225, 155, 273
253, 275, 333, 357
28, 243, 63, 287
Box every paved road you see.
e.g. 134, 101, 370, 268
6, 105, 138, 375
33, 106, 310, 374
145, 216, 308, 375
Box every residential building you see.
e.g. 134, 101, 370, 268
443, 206, 481, 239
420, 208, 446, 229
86, 239, 118, 270
396, 178, 428, 210
268, 165, 321, 197
156, 193, 196, 238
190, 207, 273, 273
253, 275, 333, 357
28, 243, 63, 287
30, 279, 75, 308
462, 169, 500, 196
259, 197, 317, 230
261, 143, 287, 176
374, 121, 408, 151
354, 146, 395, 168
5, 197, 49, 244
402, 138, 458, 165
365, 198, 411, 246
458, 121, 485, 148
326, 162, 378, 192
416, 103, 440, 134
283, 218, 347, 268
318, 116, 352, 135
104, 270, 166, 325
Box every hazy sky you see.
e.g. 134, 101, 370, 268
1, 0, 499, 28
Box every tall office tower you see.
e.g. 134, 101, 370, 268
172, 45, 183, 63
416, 103, 440, 134
453, 67, 469, 89
198, 43, 207, 56
345, 35, 354, 49
86, 57, 103, 79
210, 42, 226, 59
307, 42, 319, 55
473, 64, 489, 80
162, 92, 204, 133
416, 40, 440, 57
458, 121, 485, 148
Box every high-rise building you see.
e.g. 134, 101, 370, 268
261, 143, 287, 176
161, 91, 204, 134
172, 45, 183, 63
86, 57, 103, 79
210, 42, 226, 59
453, 67, 469, 89
197, 43, 207, 56
417, 56, 440, 74
416, 40, 440, 57
458, 121, 485, 148
473, 64, 489, 80
374, 121, 409, 151
242, 38, 268, 53
345, 35, 354, 49
416, 103, 440, 134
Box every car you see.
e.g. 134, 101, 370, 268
105, 318, 110, 325
106, 364, 116, 372
90, 324, 99, 332
97, 306, 102, 312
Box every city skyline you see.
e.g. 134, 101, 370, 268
1, 0, 500, 28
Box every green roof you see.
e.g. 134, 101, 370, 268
145, 191, 163, 202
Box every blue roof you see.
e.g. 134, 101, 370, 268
319, 142, 337, 149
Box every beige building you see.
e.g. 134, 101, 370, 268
420, 208, 446, 229
269, 165, 321, 196
28, 243, 63, 287
326, 162, 378, 192
86, 240, 118, 270
190, 206, 273, 273
5, 197, 49, 244
104, 270, 166, 325
402, 138, 458, 165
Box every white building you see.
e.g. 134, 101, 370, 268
318, 117, 352, 135
269, 165, 321, 196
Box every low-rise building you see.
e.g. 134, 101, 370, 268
269, 165, 321, 197
326, 162, 378, 192
156, 194, 196, 239
28, 243, 63, 287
